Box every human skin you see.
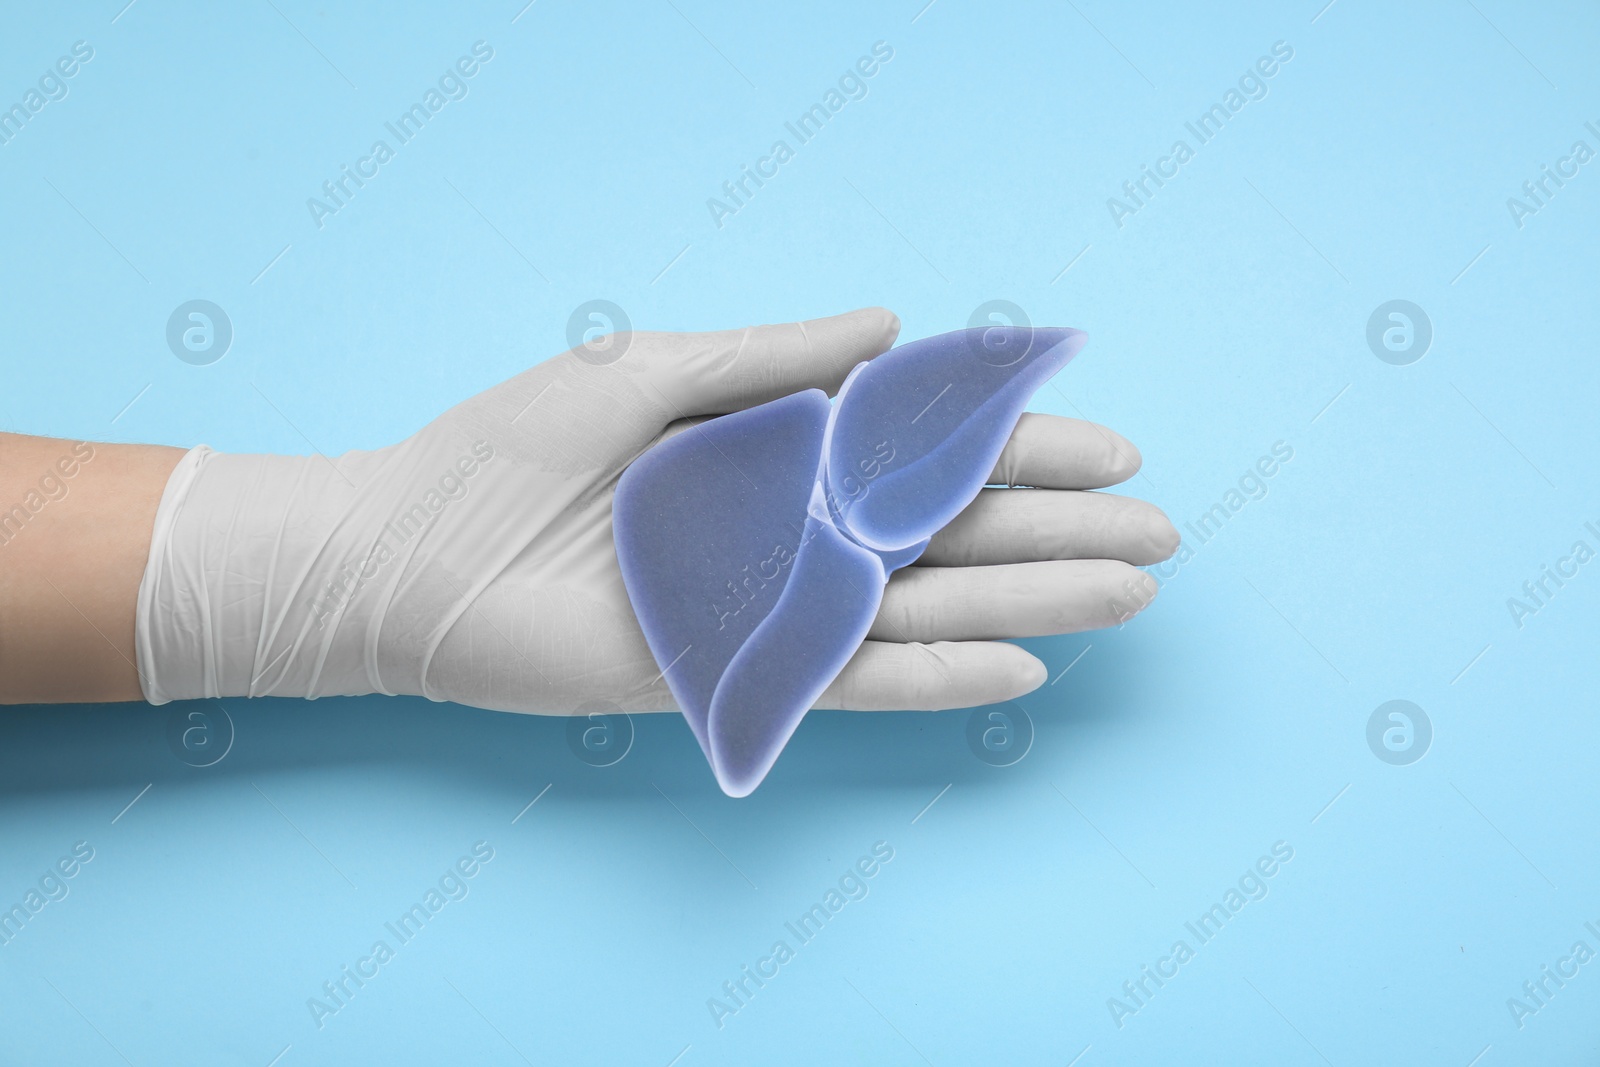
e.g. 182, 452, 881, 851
0, 432, 183, 703
0, 311, 1177, 709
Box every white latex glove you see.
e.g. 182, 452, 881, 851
136, 308, 1176, 714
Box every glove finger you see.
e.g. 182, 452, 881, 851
919, 488, 1178, 567
631, 307, 901, 419
870, 559, 1158, 642
989, 413, 1144, 489
815, 638, 1046, 711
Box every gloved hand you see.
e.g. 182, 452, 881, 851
136, 308, 1176, 714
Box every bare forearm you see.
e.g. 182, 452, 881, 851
0, 432, 183, 704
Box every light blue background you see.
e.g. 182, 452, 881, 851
3, 1, 1598, 1063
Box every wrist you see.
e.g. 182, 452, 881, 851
137, 446, 387, 702
135, 432, 518, 705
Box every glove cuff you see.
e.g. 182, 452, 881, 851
134, 445, 405, 703
135, 444, 213, 704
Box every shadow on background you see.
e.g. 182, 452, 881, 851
0, 629, 1161, 817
